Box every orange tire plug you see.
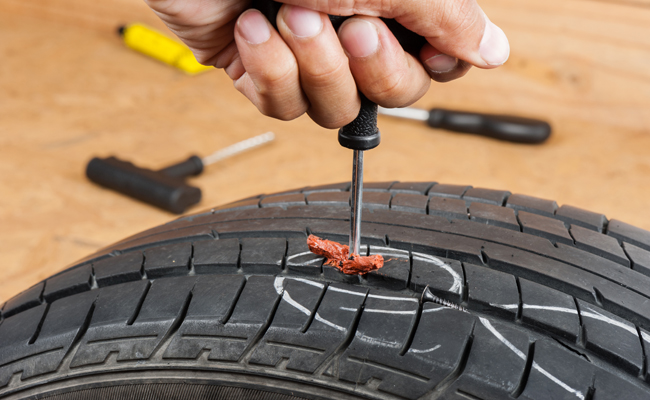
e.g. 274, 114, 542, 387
307, 235, 383, 275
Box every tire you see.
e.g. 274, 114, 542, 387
2, 181, 650, 400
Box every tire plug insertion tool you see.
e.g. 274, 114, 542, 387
86, 132, 274, 214
378, 106, 552, 144
254, 0, 426, 258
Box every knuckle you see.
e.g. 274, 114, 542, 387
439, 0, 481, 37
365, 69, 411, 104
301, 59, 348, 86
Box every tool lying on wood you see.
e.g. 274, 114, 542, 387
378, 106, 551, 144
86, 132, 274, 214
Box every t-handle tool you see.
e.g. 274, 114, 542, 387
339, 94, 381, 256
253, 0, 424, 257
86, 132, 274, 214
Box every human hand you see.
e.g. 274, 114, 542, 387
145, 0, 510, 128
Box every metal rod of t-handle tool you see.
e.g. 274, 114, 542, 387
339, 94, 381, 257
349, 150, 364, 255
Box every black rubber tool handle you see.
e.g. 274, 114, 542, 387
158, 155, 204, 178
428, 108, 552, 144
252, 0, 426, 151
86, 156, 202, 214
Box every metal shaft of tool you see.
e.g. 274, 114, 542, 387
349, 150, 364, 257
201, 131, 275, 166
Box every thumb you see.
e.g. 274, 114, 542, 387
279, 0, 509, 68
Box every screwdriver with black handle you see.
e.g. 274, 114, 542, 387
378, 106, 551, 144
254, 0, 425, 257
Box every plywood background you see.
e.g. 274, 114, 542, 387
2, 0, 650, 303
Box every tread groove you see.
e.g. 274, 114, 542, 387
221, 277, 247, 325
426, 320, 476, 400
512, 341, 535, 397
238, 291, 283, 364
400, 297, 422, 356
637, 326, 647, 379
127, 280, 151, 326
300, 283, 328, 333
574, 297, 587, 347
28, 303, 50, 345
515, 277, 523, 322
151, 289, 194, 358
314, 290, 369, 377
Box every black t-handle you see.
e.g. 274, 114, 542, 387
252, 0, 426, 151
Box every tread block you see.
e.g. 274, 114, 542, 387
450, 318, 529, 399
623, 242, 650, 278
144, 242, 192, 278
197, 275, 281, 362
410, 253, 464, 303
363, 181, 396, 191
43, 265, 92, 302
193, 239, 240, 274
94, 252, 143, 287
391, 193, 428, 214
593, 370, 649, 400
212, 198, 260, 213
249, 278, 328, 369
260, 193, 306, 208
240, 237, 285, 274
577, 300, 644, 375
306, 191, 349, 206
427, 184, 471, 199
608, 219, 650, 252
427, 197, 468, 220
0, 291, 97, 385
518, 211, 574, 246
247, 283, 370, 373
462, 187, 511, 206
556, 205, 607, 233
365, 246, 410, 290
469, 202, 519, 231
338, 292, 426, 398
570, 225, 629, 267
506, 193, 558, 216
70, 277, 195, 367
465, 263, 519, 320
2, 282, 43, 318
390, 182, 435, 194
0, 305, 47, 387
302, 182, 350, 193
519, 279, 579, 341
362, 192, 392, 209
163, 275, 249, 359
520, 339, 594, 400
286, 238, 323, 276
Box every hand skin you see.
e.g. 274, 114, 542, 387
145, 0, 510, 128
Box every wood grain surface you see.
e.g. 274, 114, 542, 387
1, 0, 650, 304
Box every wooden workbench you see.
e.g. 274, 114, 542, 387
2, 0, 650, 303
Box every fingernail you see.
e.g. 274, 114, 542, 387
238, 10, 271, 45
479, 18, 509, 66
285, 5, 322, 38
339, 19, 379, 58
425, 54, 458, 73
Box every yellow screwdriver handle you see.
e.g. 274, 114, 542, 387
120, 23, 213, 75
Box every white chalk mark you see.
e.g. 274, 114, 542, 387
409, 345, 441, 354
641, 331, 650, 344
368, 246, 410, 259
314, 313, 346, 332
274, 276, 285, 295
422, 306, 447, 313
289, 277, 325, 288
340, 306, 416, 315
490, 303, 638, 337
368, 294, 418, 302
479, 318, 585, 400
412, 252, 462, 294
329, 286, 366, 297
286, 251, 314, 261
282, 291, 312, 316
